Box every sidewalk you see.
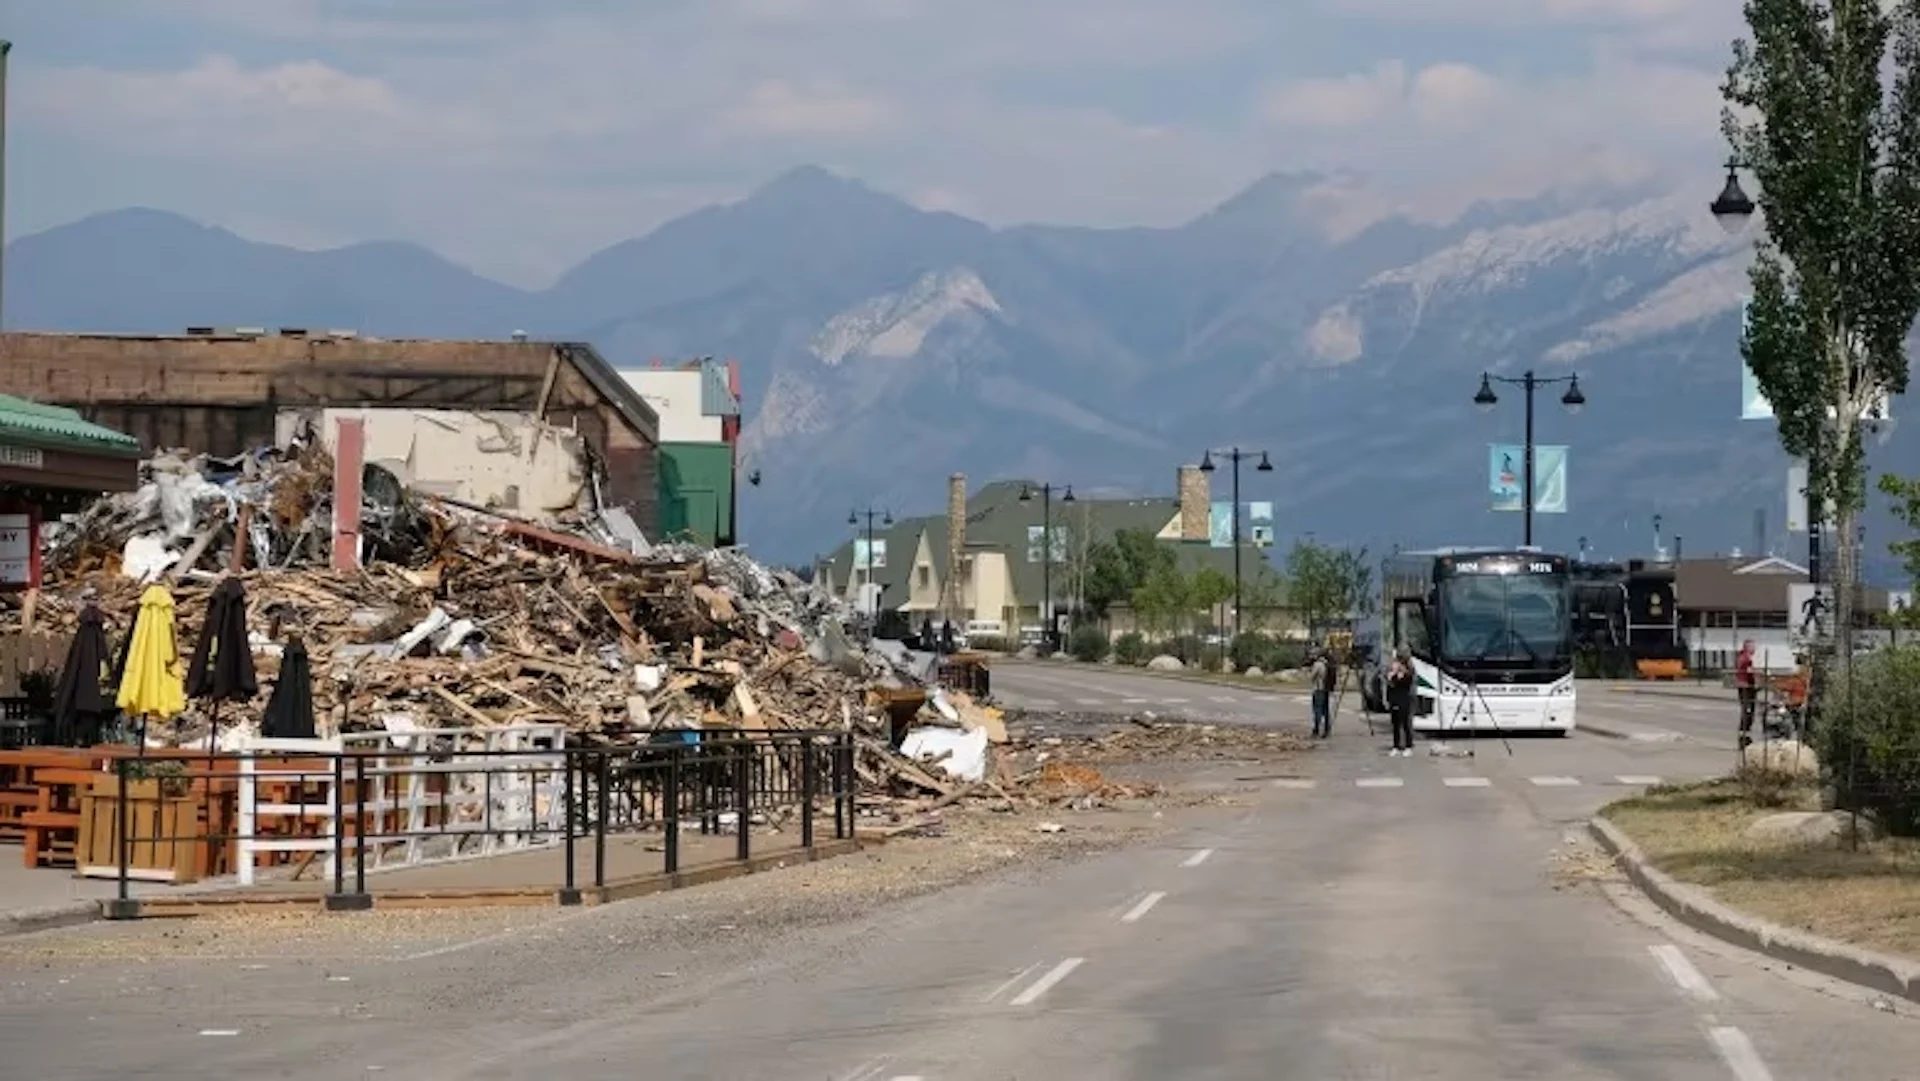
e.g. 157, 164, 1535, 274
1594, 679, 1734, 703
1000, 655, 1309, 694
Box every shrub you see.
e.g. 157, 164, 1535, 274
1068, 625, 1110, 663
1112, 632, 1149, 665
1230, 632, 1277, 672
1163, 634, 1204, 665
1198, 644, 1228, 672
968, 635, 1009, 653
1734, 761, 1803, 809
1819, 644, 1920, 835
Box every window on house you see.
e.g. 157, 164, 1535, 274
917, 566, 931, 589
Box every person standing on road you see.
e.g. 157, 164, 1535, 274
1310, 648, 1335, 739
1385, 645, 1416, 756
1735, 638, 1758, 747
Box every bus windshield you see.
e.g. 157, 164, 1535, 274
1438, 572, 1569, 665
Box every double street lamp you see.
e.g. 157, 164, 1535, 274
1473, 370, 1585, 547
1198, 448, 1273, 639
848, 506, 892, 626
1018, 482, 1074, 651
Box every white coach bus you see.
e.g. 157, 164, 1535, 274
1360, 547, 1577, 735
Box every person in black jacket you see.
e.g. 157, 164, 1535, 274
1385, 645, 1416, 756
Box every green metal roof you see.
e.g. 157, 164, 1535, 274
0, 394, 142, 455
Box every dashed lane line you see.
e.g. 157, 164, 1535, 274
1708, 1026, 1776, 1081
1442, 777, 1492, 787
1616, 775, 1665, 786
1270, 778, 1317, 789
1121, 892, 1167, 923
1528, 776, 1581, 787
1355, 777, 1405, 788
1009, 959, 1085, 1006
1181, 848, 1214, 868
1649, 944, 1719, 1003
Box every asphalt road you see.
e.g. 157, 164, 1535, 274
1, 664, 1910, 1079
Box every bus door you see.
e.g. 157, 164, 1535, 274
1390, 596, 1435, 716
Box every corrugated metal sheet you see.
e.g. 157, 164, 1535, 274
0, 394, 142, 453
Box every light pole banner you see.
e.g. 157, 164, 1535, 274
1209, 501, 1233, 547
853, 538, 886, 569
1025, 525, 1068, 562
1488, 444, 1569, 513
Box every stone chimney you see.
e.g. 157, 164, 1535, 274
1177, 465, 1210, 541
945, 473, 967, 618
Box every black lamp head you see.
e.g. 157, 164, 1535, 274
1198, 451, 1216, 473
1561, 374, 1585, 413
1473, 374, 1499, 410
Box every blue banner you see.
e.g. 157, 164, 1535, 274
1489, 444, 1568, 514
1209, 501, 1233, 547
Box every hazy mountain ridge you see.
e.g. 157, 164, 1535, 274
5, 168, 1912, 577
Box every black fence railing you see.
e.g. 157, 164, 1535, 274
96, 732, 856, 917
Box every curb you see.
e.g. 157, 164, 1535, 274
999, 657, 1310, 696
1579, 722, 1632, 741
0, 900, 102, 938
1588, 815, 1920, 1004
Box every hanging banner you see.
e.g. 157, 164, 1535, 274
1208, 502, 1233, 547
853, 538, 886, 570
1742, 297, 1894, 421
1025, 525, 1068, 562
1248, 502, 1273, 547
1488, 444, 1568, 513
1250, 525, 1275, 547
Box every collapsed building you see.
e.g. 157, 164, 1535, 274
0, 330, 663, 540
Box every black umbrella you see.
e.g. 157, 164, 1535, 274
186, 576, 258, 754
51, 603, 112, 747
261, 635, 316, 740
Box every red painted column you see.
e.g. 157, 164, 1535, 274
331, 416, 365, 571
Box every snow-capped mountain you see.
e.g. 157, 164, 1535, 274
8, 168, 1912, 573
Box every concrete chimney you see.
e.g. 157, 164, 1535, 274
1177, 465, 1210, 541
945, 473, 967, 618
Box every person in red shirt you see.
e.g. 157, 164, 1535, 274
1735, 639, 1757, 746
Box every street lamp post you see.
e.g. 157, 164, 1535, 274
1197, 448, 1273, 640
1018, 483, 1074, 652
0, 40, 12, 330
1711, 160, 1825, 727
1473, 371, 1586, 547
847, 506, 892, 633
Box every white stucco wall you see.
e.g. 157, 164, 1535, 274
621, 370, 724, 443
276, 408, 588, 516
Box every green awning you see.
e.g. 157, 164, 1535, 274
0, 394, 142, 456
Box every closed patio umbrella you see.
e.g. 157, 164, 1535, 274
185, 576, 258, 752
261, 635, 316, 740
51, 602, 112, 747
115, 585, 187, 752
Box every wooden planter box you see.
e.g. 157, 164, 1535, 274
76, 775, 202, 884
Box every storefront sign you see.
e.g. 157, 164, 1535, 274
0, 444, 44, 470
0, 513, 34, 585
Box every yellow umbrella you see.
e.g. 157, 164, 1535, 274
116, 585, 186, 722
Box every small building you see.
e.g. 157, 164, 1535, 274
620, 359, 743, 547
0, 394, 143, 589
1675, 555, 1897, 671
819, 467, 1281, 641
0, 330, 662, 538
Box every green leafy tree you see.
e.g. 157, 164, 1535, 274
1725, 0, 1920, 671
1287, 541, 1374, 637
1882, 473, 1920, 628
1082, 528, 1176, 618
1130, 564, 1192, 637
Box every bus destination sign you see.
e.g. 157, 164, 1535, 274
1449, 557, 1558, 575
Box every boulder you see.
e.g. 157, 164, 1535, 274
1146, 655, 1184, 671
1245, 666, 1265, 678
1740, 739, 1820, 778
1743, 810, 1882, 847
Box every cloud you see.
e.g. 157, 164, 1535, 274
1324, 0, 1741, 51
10, 1, 1738, 285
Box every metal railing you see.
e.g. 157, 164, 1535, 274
95, 731, 856, 916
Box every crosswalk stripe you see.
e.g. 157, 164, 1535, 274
1615, 775, 1663, 785
1162, 697, 1189, 703
1271, 778, 1317, 789
1442, 777, 1492, 787
1209, 695, 1235, 703
1122, 698, 1148, 704
1529, 776, 1581, 787
1355, 777, 1404, 788
1076, 698, 1102, 705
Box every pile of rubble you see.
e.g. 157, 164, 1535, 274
7, 445, 923, 754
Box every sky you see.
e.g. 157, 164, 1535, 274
4, 0, 1744, 287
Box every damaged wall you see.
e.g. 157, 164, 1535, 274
0, 332, 661, 538
275, 409, 590, 516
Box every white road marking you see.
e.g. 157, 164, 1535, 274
1076, 698, 1104, 705
1443, 777, 1492, 787
1708, 1026, 1776, 1081
399, 902, 605, 961
1355, 777, 1404, 788
839, 1058, 894, 1081
1649, 943, 1719, 1002
1162, 697, 1189, 704
1123, 697, 1148, 704
1529, 776, 1581, 787
1181, 848, 1214, 867
1617, 775, 1665, 786
198, 1030, 240, 1037
1209, 695, 1236, 703
889, 1076, 926, 1081
1010, 958, 1085, 1006
1121, 891, 1167, 923
982, 962, 1042, 1004
1271, 778, 1317, 789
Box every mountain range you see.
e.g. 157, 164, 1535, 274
4, 165, 1914, 580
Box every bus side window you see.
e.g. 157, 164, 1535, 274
1393, 599, 1431, 656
